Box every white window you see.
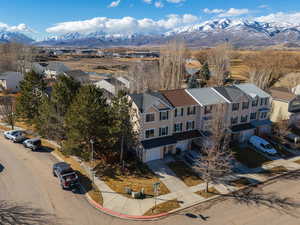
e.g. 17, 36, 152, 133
174, 108, 184, 117
174, 123, 183, 133
160, 111, 169, 120
145, 129, 155, 139
159, 127, 169, 137
145, 113, 155, 122
186, 121, 195, 131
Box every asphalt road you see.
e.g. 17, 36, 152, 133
0, 134, 300, 225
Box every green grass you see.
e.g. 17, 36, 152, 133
232, 147, 270, 168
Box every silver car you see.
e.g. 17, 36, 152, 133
3, 130, 26, 143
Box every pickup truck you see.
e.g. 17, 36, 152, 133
52, 162, 79, 191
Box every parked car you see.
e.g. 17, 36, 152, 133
249, 136, 277, 155
3, 130, 26, 143
23, 138, 42, 151
53, 162, 79, 190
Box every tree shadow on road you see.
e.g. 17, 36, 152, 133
0, 201, 63, 225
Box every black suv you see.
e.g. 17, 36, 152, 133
53, 162, 79, 190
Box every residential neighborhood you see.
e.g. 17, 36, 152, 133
1, 1, 300, 225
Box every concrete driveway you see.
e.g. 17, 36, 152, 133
147, 160, 188, 192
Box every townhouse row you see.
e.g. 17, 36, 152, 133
128, 83, 272, 162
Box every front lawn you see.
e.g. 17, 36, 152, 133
143, 199, 181, 216
294, 159, 300, 164
196, 187, 220, 198
232, 147, 270, 168
260, 166, 288, 177
96, 160, 170, 198
167, 161, 204, 187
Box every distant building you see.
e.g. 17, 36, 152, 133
63, 70, 89, 84
0, 72, 23, 93
44, 62, 70, 79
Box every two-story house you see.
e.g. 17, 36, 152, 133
129, 90, 201, 162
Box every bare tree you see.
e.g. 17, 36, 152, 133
285, 73, 300, 93
0, 201, 61, 225
159, 39, 188, 90
208, 43, 232, 86
0, 96, 16, 129
243, 50, 299, 90
273, 109, 290, 141
195, 104, 233, 192
128, 61, 160, 93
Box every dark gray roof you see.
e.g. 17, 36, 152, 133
129, 92, 173, 113
235, 83, 270, 99
186, 88, 227, 106
64, 70, 87, 78
46, 62, 69, 73
141, 136, 177, 149
214, 86, 252, 103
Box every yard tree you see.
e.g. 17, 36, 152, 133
16, 71, 46, 122
187, 75, 200, 89
195, 104, 233, 192
63, 84, 110, 160
110, 90, 138, 164
0, 96, 16, 129
36, 75, 81, 141
200, 62, 211, 81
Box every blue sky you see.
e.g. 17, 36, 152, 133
1, 0, 300, 39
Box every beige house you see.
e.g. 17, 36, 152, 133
270, 87, 300, 128
129, 83, 273, 162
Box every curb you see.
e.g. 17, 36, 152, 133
50, 150, 170, 221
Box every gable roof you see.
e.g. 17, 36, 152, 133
269, 87, 296, 102
129, 92, 173, 113
235, 83, 270, 99
46, 62, 70, 73
161, 89, 198, 107
213, 86, 252, 103
186, 88, 227, 106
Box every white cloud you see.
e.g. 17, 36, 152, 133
108, 0, 121, 8
143, 0, 152, 3
155, 1, 164, 8
0, 22, 33, 33
203, 8, 225, 14
218, 8, 250, 17
46, 14, 199, 35
166, 0, 185, 3
258, 5, 269, 9
255, 12, 300, 26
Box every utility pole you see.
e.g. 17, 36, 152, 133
90, 139, 94, 183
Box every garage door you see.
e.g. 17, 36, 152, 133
145, 148, 161, 162
176, 141, 189, 151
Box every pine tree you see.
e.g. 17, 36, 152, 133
200, 62, 211, 81
63, 85, 110, 160
110, 90, 138, 163
35, 75, 81, 141
16, 71, 46, 122
188, 75, 200, 89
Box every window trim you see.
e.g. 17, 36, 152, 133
242, 102, 249, 110
232, 103, 240, 111
174, 123, 183, 133
250, 112, 257, 120
159, 126, 169, 137
145, 113, 155, 123
240, 115, 248, 123
145, 128, 155, 139
159, 110, 169, 121
186, 120, 195, 131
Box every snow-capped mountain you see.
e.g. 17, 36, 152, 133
37, 18, 300, 47
0, 30, 34, 44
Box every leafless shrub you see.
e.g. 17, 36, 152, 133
0, 96, 16, 129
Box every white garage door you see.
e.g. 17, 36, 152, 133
145, 148, 161, 162
176, 141, 189, 151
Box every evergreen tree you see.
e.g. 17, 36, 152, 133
16, 71, 46, 122
36, 75, 81, 141
188, 75, 200, 89
200, 62, 211, 81
63, 85, 110, 160
110, 90, 138, 163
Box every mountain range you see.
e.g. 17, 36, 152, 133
3, 18, 300, 47
0, 30, 34, 44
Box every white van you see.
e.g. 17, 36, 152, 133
249, 136, 277, 155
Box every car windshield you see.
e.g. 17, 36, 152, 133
265, 144, 273, 149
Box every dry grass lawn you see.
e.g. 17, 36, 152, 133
260, 166, 288, 177
294, 159, 300, 164
196, 187, 220, 199
167, 161, 204, 187
229, 177, 251, 188
143, 199, 181, 216
96, 161, 170, 198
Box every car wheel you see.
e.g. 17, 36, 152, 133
53, 170, 57, 177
